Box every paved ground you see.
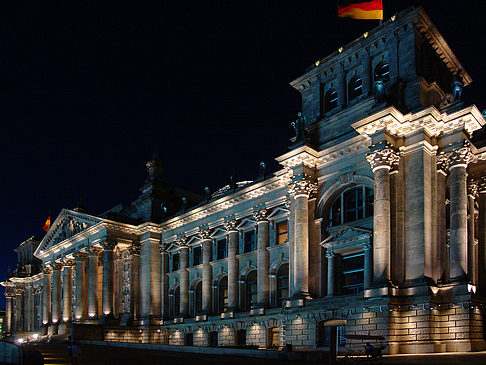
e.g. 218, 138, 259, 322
31, 343, 486, 365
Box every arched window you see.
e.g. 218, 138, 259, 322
325, 88, 338, 112
374, 62, 390, 81
171, 286, 180, 318
276, 263, 289, 307
246, 271, 257, 311
194, 281, 202, 315
329, 186, 373, 227
348, 76, 363, 102
218, 276, 228, 313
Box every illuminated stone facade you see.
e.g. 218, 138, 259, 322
4, 7, 486, 354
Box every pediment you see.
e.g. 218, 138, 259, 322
210, 228, 227, 238
237, 218, 255, 229
37, 209, 103, 253
268, 207, 289, 219
321, 226, 371, 247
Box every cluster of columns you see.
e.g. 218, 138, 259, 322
3, 283, 43, 335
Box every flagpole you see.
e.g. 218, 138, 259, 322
380, 0, 384, 25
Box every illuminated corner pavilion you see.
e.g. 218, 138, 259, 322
4, 7, 486, 354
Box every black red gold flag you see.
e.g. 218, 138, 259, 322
337, 0, 383, 20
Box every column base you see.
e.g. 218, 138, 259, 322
139, 316, 163, 326
291, 292, 312, 300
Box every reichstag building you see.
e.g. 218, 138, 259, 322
3, 7, 486, 354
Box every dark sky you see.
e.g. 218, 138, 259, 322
1, 1, 485, 300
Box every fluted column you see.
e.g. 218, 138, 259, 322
289, 180, 317, 299
254, 209, 270, 308
62, 259, 75, 323
199, 228, 213, 314
4, 286, 14, 335
42, 266, 52, 325
326, 250, 334, 297
447, 143, 473, 282
363, 242, 372, 289
178, 237, 189, 317
75, 252, 88, 320
88, 247, 102, 318
224, 219, 239, 312
15, 287, 24, 332
102, 240, 116, 317
367, 146, 399, 285
129, 245, 141, 321
25, 284, 33, 332
160, 245, 169, 319
51, 262, 63, 325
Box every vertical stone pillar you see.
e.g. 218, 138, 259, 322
363, 242, 372, 289
4, 286, 14, 335
101, 240, 116, 317
139, 229, 162, 324
113, 250, 122, 318
224, 219, 239, 312
253, 209, 270, 308
88, 247, 102, 319
178, 237, 189, 317
289, 180, 317, 299
51, 262, 63, 325
447, 143, 473, 282
25, 284, 33, 332
62, 259, 75, 323
129, 245, 141, 321
42, 266, 52, 325
478, 182, 486, 293
14, 287, 24, 332
75, 252, 88, 320
366, 146, 399, 285
199, 228, 213, 314
160, 245, 169, 320
468, 181, 478, 285
326, 250, 334, 297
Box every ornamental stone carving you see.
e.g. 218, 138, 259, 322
362, 242, 372, 251
101, 240, 117, 251
288, 180, 318, 198
177, 236, 188, 247
477, 177, 486, 193
52, 262, 63, 271
325, 250, 335, 259
252, 208, 269, 222
121, 254, 131, 314
447, 141, 474, 167
128, 244, 140, 256
198, 227, 212, 240
15, 287, 25, 296
436, 152, 450, 173
42, 266, 53, 275
75, 252, 88, 261
89, 246, 103, 256
62, 258, 76, 267
4, 287, 15, 298
366, 146, 400, 172
223, 219, 239, 232
469, 179, 479, 198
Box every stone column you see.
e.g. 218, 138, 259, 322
129, 245, 141, 321
25, 284, 33, 332
160, 245, 169, 319
5, 286, 14, 335
51, 262, 63, 325
447, 143, 473, 282
289, 180, 317, 299
42, 266, 52, 325
363, 242, 372, 289
75, 252, 88, 320
62, 259, 75, 323
199, 228, 213, 314
139, 229, 162, 324
326, 250, 334, 297
468, 181, 478, 285
366, 146, 399, 285
15, 287, 24, 332
254, 209, 270, 308
478, 181, 486, 293
88, 247, 102, 319
101, 240, 116, 317
113, 249, 122, 318
178, 237, 189, 317
224, 219, 239, 312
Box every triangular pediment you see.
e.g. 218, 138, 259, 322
210, 228, 227, 238
237, 218, 255, 229
321, 226, 371, 247
268, 206, 289, 219
36, 209, 103, 254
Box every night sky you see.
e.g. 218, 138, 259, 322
1, 1, 485, 306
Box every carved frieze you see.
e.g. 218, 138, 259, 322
366, 146, 400, 172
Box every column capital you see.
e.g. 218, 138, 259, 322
362, 242, 372, 251
447, 141, 474, 168
223, 218, 239, 232
52, 261, 63, 271
4, 287, 15, 298
101, 240, 117, 251
477, 176, 486, 194
288, 180, 318, 199
366, 145, 399, 172
75, 251, 89, 261
177, 235, 188, 247
198, 227, 212, 240
42, 265, 53, 275
325, 250, 335, 259
252, 208, 269, 223
14, 287, 25, 296
469, 179, 479, 198
129, 244, 141, 256
89, 246, 104, 256
62, 258, 76, 267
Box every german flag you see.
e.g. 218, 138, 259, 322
338, 1, 383, 20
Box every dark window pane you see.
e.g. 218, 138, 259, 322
193, 246, 201, 266
217, 239, 227, 260
325, 88, 338, 112
172, 253, 179, 272
331, 196, 341, 226
246, 271, 257, 310
244, 231, 256, 253
276, 221, 288, 245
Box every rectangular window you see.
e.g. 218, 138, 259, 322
341, 253, 364, 295
276, 221, 288, 245
193, 246, 201, 266
244, 230, 256, 253
217, 239, 227, 260
172, 253, 179, 272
